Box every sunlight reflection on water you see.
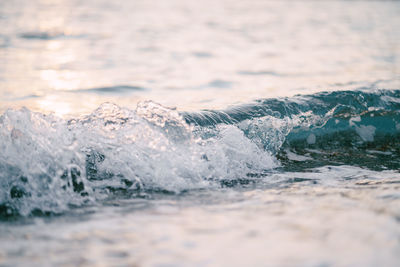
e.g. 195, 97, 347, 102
1, 1, 400, 266
0, 0, 399, 115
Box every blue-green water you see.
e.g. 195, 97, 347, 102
1, 90, 400, 266
1, 0, 400, 266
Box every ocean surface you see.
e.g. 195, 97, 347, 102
1, 0, 400, 266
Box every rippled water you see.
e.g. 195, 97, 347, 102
1, 0, 399, 115
1, 0, 400, 266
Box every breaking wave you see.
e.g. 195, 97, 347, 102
1, 90, 399, 217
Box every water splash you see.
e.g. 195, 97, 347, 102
0, 102, 276, 217
1, 90, 400, 217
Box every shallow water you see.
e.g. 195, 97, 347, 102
1, 0, 400, 266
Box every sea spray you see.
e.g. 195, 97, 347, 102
0, 102, 276, 217
1, 90, 400, 217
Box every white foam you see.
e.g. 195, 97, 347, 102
285, 149, 312, 162
0, 102, 278, 215
355, 125, 376, 142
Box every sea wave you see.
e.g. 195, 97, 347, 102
1, 90, 399, 217
184, 90, 400, 171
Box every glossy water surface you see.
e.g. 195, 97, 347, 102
1, 0, 399, 115
1, 1, 400, 266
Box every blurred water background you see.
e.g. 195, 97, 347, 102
0, 0, 399, 115
1, 0, 400, 266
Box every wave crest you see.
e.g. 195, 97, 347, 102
1, 90, 400, 217
0, 101, 276, 217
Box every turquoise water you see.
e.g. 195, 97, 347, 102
1, 0, 400, 266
